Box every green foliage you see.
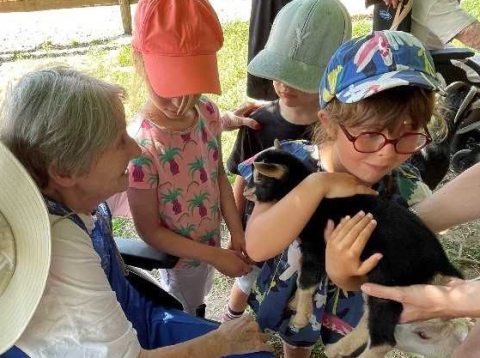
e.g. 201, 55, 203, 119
40, 40, 54, 52
112, 216, 138, 238
117, 45, 133, 67
352, 18, 372, 37
462, 0, 480, 18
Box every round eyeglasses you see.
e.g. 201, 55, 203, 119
339, 125, 432, 154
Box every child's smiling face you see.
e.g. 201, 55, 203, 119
321, 112, 421, 186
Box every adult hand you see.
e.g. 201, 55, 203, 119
212, 248, 251, 277
217, 315, 272, 355
314, 172, 379, 199
221, 101, 264, 131
361, 282, 456, 322
325, 211, 381, 291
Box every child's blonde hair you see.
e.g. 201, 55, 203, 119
314, 86, 445, 145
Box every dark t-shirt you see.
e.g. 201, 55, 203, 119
227, 100, 313, 175
227, 100, 314, 226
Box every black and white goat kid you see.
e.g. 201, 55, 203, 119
247, 142, 462, 358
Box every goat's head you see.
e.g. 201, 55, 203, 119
394, 318, 474, 357
244, 140, 312, 203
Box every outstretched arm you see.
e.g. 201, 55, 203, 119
412, 163, 480, 232
139, 316, 272, 358
217, 138, 247, 255
127, 188, 250, 278
455, 20, 480, 51
361, 280, 480, 322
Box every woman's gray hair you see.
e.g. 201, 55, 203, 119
0, 67, 125, 188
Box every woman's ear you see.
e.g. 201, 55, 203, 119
47, 164, 77, 188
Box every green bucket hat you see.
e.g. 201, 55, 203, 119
247, 0, 352, 94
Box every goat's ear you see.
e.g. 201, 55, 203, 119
274, 138, 281, 150
253, 162, 288, 179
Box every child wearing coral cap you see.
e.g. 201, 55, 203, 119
127, 0, 250, 316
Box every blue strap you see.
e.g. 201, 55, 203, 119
2, 346, 29, 358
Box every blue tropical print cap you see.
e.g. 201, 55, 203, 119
319, 30, 443, 108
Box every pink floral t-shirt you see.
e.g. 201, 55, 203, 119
128, 98, 222, 269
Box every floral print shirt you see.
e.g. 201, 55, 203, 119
128, 97, 222, 269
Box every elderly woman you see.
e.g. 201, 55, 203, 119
0, 67, 272, 358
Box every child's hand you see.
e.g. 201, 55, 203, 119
229, 232, 248, 255
325, 211, 382, 291
314, 172, 378, 199
229, 232, 255, 265
221, 101, 263, 131
213, 248, 251, 278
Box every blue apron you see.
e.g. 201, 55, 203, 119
4, 198, 272, 358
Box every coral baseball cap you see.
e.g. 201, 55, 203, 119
320, 30, 443, 108
132, 0, 224, 97
247, 0, 352, 94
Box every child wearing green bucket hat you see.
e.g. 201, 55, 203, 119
235, 30, 443, 357
224, 0, 352, 323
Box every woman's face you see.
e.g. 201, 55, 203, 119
73, 108, 141, 208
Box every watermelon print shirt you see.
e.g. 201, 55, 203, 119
128, 97, 222, 269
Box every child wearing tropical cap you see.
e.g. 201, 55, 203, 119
239, 30, 443, 357
126, 0, 250, 316
224, 0, 352, 322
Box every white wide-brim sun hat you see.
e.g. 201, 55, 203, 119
0, 140, 51, 354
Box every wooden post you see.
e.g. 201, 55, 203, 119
119, 0, 132, 35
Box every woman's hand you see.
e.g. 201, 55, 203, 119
211, 248, 251, 277
218, 315, 272, 355
314, 172, 378, 199
360, 282, 461, 322
325, 211, 381, 291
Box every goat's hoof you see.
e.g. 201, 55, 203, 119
291, 313, 309, 329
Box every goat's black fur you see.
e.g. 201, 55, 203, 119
250, 147, 462, 350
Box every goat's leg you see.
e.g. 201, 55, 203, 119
291, 285, 316, 329
291, 252, 324, 329
357, 296, 402, 358
324, 311, 369, 358
288, 287, 299, 310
